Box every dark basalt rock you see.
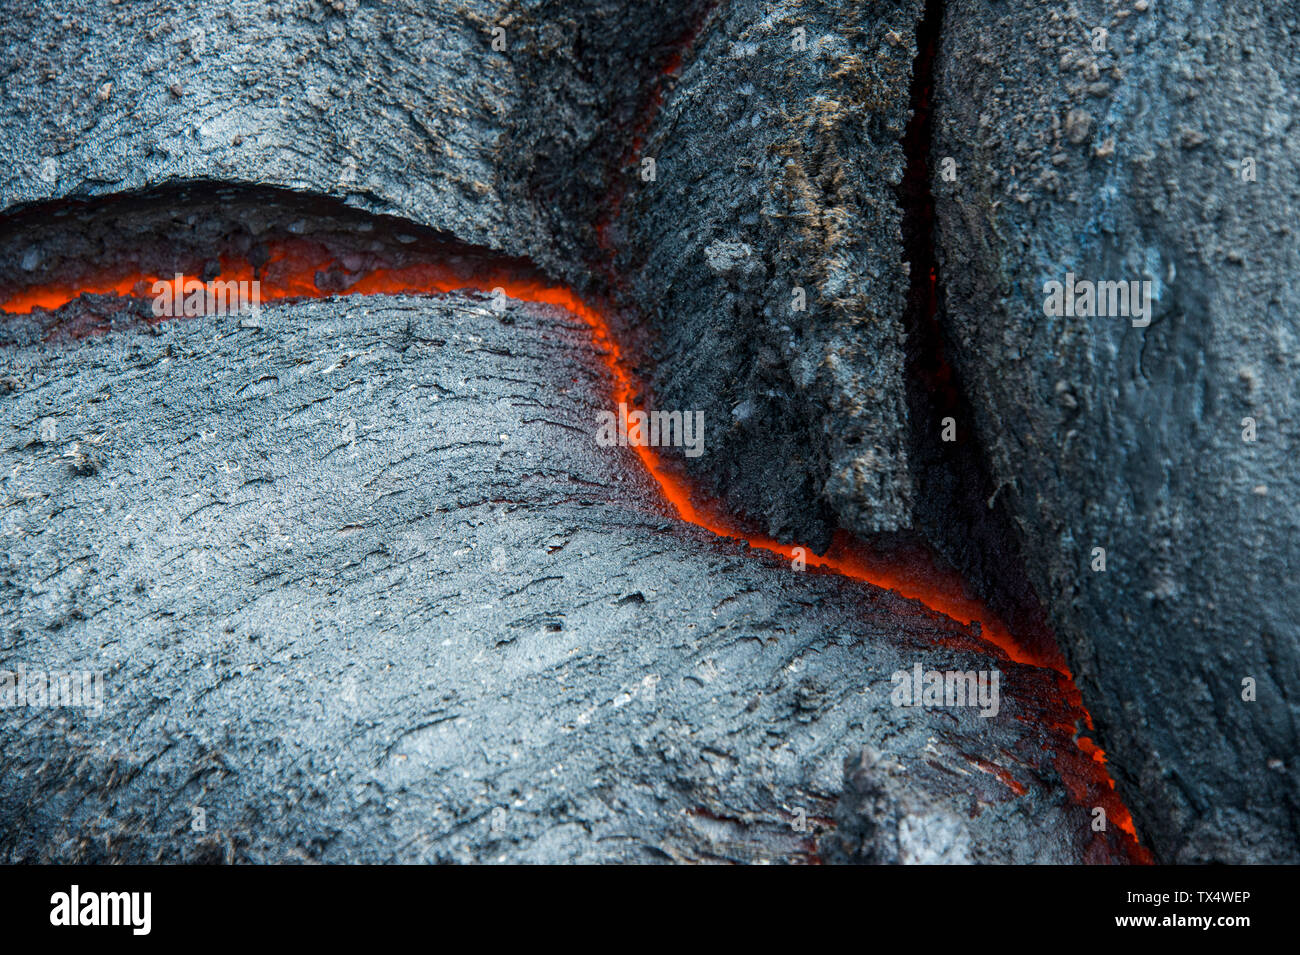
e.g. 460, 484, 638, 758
933, 0, 1300, 862
1, 294, 1110, 863
6, 0, 1285, 865
617, 0, 922, 550
820, 748, 973, 865
0, 0, 709, 285
1, 0, 924, 551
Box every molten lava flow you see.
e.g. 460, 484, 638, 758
0, 240, 1145, 859
0, 250, 1053, 667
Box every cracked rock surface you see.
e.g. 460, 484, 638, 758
619, 0, 921, 549
0, 0, 709, 283
934, 0, 1300, 862
6, 0, 1286, 865
1, 295, 1110, 863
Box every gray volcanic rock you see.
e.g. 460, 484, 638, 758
0, 184, 542, 337
618, 0, 922, 549
933, 0, 1300, 862
0, 0, 709, 280
821, 748, 973, 865
0, 293, 1114, 863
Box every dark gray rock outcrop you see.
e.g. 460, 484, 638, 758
933, 0, 1300, 862
1, 291, 1114, 862
617, 0, 922, 549
1, 0, 923, 552
7, 0, 1283, 865
821, 748, 973, 864
0, 0, 710, 281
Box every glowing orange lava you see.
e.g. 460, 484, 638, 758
0, 246, 1145, 856
0, 255, 1056, 666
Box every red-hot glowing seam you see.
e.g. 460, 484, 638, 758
0, 261, 1043, 664
0, 258, 1143, 848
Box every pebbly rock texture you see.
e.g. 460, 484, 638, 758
617, 0, 922, 550
3, 0, 1245, 866
0, 0, 710, 283
0, 0, 932, 550
933, 0, 1300, 862
1, 292, 1119, 863
821, 748, 973, 864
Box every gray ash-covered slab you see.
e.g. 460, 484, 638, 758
933, 0, 1300, 862
0, 0, 709, 281
2, 294, 1108, 862
617, 0, 922, 550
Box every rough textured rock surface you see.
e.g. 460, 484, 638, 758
1, 293, 1113, 863
821, 748, 973, 864
1, 0, 1221, 866
0, 0, 710, 283
934, 0, 1300, 862
618, 0, 921, 550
